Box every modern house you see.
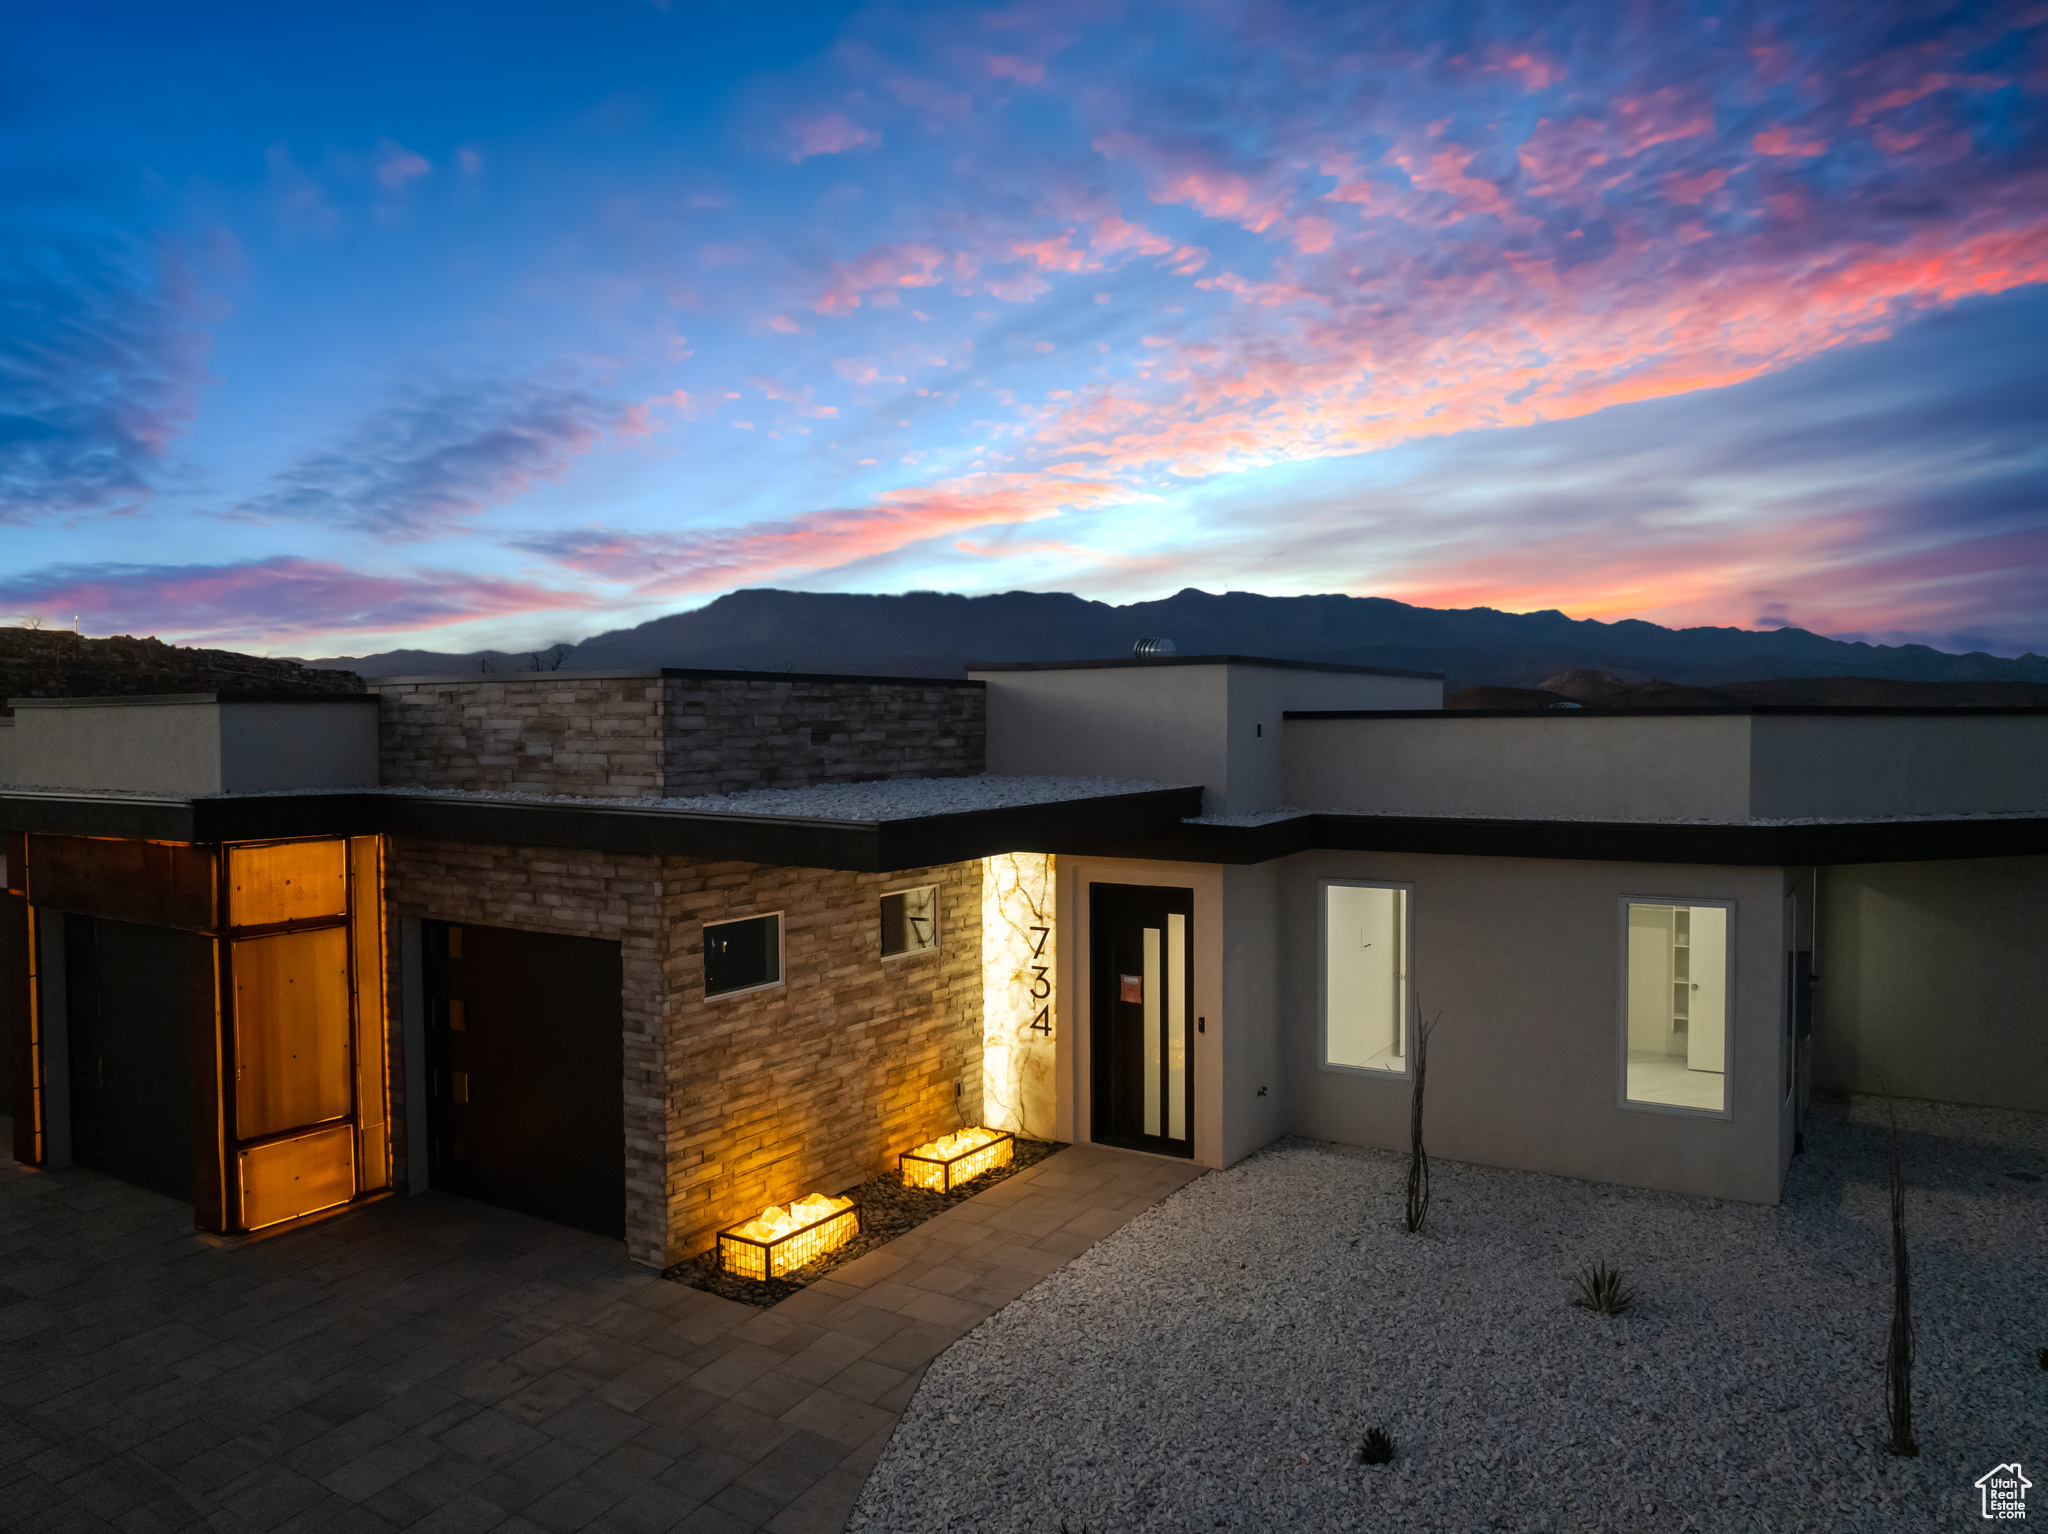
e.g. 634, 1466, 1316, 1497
3, 654, 2043, 1266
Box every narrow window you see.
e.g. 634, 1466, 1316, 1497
1623, 901, 1729, 1113
1321, 882, 1410, 1075
879, 885, 939, 959
704, 913, 782, 999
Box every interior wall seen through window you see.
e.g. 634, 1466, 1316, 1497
880, 885, 939, 958
1625, 902, 1727, 1112
1323, 884, 1408, 1074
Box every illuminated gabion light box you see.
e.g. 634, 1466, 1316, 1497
716, 1193, 860, 1280
900, 1126, 1015, 1192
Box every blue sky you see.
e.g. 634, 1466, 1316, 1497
4, 0, 2044, 657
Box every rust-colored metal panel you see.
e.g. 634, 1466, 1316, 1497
349, 836, 389, 1193
191, 937, 227, 1232
231, 925, 352, 1141
238, 1122, 354, 1231
26, 835, 216, 932
226, 840, 347, 929
6, 890, 38, 1165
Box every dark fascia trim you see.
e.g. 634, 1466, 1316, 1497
0, 785, 1202, 873
1065, 811, 2048, 867
968, 654, 1445, 680
1288, 704, 2048, 720
7, 692, 376, 709
366, 666, 985, 689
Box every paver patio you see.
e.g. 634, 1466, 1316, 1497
0, 1127, 1202, 1534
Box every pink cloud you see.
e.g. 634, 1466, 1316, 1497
375, 139, 431, 189
786, 113, 880, 163
518, 472, 1130, 596
1663, 167, 1731, 205
1753, 126, 1829, 157
1093, 131, 1291, 233
0, 557, 600, 646
814, 242, 948, 315
987, 54, 1044, 85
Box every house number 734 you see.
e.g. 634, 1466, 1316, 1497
1027, 924, 1053, 1036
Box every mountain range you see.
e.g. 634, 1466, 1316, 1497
306, 588, 2048, 692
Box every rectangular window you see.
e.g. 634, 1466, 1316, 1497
1321, 882, 1410, 1075
1623, 900, 1730, 1113
879, 885, 940, 959
704, 913, 782, 999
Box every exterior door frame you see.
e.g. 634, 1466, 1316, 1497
1057, 858, 1224, 1167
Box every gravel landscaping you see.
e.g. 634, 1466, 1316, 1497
854, 1097, 2047, 1532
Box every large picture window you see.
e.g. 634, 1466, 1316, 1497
1321, 882, 1410, 1075
1623, 900, 1730, 1113
704, 913, 782, 999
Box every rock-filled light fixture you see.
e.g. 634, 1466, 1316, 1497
900, 1126, 1015, 1192
716, 1192, 859, 1280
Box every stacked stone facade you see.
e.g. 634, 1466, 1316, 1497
382, 837, 671, 1265
660, 857, 983, 1262
368, 669, 984, 800
373, 675, 666, 798
379, 829, 987, 1267
662, 675, 983, 795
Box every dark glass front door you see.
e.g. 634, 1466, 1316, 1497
424, 920, 626, 1238
1090, 883, 1194, 1158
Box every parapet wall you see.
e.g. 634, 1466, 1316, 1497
368, 668, 985, 800
662, 673, 983, 796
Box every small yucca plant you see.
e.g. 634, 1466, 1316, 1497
1358, 1427, 1395, 1465
1571, 1262, 1636, 1316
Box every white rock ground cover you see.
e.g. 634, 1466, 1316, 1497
854, 1099, 2047, 1533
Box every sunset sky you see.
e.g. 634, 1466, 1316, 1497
5, 0, 2045, 659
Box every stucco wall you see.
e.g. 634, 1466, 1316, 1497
218, 700, 380, 792
662, 674, 984, 796
1284, 714, 1756, 821
1, 696, 378, 796
1750, 715, 2048, 820
659, 857, 983, 1263
976, 662, 1440, 816
383, 837, 669, 1264
1277, 850, 1788, 1204
1813, 856, 2048, 1112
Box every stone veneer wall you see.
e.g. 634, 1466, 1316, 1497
382, 836, 671, 1266
372, 675, 667, 798
661, 675, 983, 796
367, 670, 984, 800
660, 857, 984, 1262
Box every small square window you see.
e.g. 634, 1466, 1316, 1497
880, 886, 940, 959
704, 913, 782, 998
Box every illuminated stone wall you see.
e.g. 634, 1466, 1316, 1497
981, 852, 1057, 1141
660, 858, 983, 1263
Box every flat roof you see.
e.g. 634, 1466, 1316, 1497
6, 691, 376, 708
364, 665, 983, 688
967, 654, 1445, 680
1288, 705, 2048, 719
0, 781, 1200, 874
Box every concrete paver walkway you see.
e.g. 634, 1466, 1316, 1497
0, 1131, 1201, 1534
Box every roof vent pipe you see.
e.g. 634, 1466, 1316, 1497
1132, 637, 1178, 658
